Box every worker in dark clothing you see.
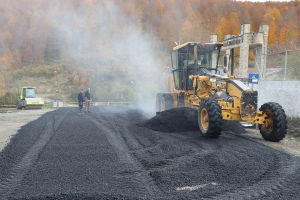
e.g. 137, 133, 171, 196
85, 87, 92, 113
78, 89, 84, 114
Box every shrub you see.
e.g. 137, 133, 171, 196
0, 91, 18, 105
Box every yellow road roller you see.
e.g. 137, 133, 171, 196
16, 87, 44, 109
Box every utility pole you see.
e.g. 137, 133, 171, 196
54, 71, 61, 100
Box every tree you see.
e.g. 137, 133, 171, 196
226, 12, 240, 36
179, 20, 193, 43
215, 17, 228, 41
278, 26, 287, 43
0, 57, 8, 95
263, 7, 278, 43
272, 7, 282, 21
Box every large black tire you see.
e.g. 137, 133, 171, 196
198, 98, 222, 138
161, 94, 174, 111
16, 99, 22, 109
259, 102, 287, 142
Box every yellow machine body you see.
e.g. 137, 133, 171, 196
16, 87, 44, 109
157, 42, 287, 141
159, 42, 269, 125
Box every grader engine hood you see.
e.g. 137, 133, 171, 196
226, 79, 258, 120
241, 91, 258, 120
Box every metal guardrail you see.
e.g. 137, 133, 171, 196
66, 102, 134, 107
0, 102, 134, 108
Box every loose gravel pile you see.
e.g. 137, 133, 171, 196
0, 106, 300, 200
139, 107, 247, 134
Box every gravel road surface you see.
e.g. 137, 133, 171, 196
0, 109, 52, 152
1, 106, 300, 199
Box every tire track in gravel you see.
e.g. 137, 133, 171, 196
86, 107, 164, 199
84, 107, 300, 199
195, 134, 299, 199
2, 107, 300, 199
202, 156, 300, 200
0, 110, 70, 199
203, 133, 300, 200
128, 111, 300, 199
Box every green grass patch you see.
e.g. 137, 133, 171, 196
287, 136, 300, 142
42, 105, 51, 109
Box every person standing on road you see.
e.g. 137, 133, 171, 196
78, 89, 85, 114
85, 87, 92, 113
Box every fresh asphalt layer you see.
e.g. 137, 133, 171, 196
0, 106, 300, 199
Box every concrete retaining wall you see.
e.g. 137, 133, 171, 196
252, 81, 300, 117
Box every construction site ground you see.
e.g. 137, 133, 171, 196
0, 107, 300, 199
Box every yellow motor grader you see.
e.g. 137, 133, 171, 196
156, 42, 287, 142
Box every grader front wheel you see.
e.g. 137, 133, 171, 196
259, 102, 287, 142
198, 98, 222, 138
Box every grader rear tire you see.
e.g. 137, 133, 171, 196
198, 98, 222, 138
259, 102, 287, 142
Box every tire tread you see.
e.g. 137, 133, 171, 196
198, 98, 222, 138
259, 102, 287, 142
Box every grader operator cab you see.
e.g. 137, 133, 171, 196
156, 42, 287, 142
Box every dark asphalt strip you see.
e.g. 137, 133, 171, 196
0, 109, 69, 198
86, 110, 163, 198
0, 120, 54, 198
0, 107, 300, 199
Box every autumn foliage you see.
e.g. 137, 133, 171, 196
0, 0, 299, 99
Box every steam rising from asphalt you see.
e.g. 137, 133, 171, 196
1, 1, 168, 115
62, 1, 164, 115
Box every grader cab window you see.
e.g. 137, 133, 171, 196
171, 51, 180, 89
171, 51, 178, 70
171, 43, 221, 91
196, 45, 220, 75
171, 49, 186, 90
